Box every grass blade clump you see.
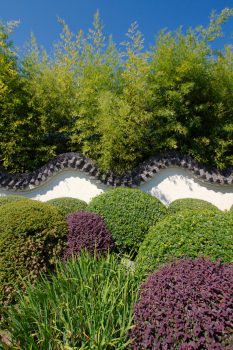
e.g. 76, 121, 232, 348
6, 252, 139, 349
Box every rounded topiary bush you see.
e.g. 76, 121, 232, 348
88, 188, 167, 252
0, 195, 31, 206
130, 258, 233, 350
64, 212, 115, 259
47, 197, 87, 217
0, 200, 68, 306
168, 198, 220, 214
136, 210, 233, 276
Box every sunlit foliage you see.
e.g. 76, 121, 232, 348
0, 9, 232, 173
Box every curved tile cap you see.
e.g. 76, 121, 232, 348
0, 151, 232, 191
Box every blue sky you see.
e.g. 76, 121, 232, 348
1, 0, 232, 54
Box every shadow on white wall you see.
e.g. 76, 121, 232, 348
0, 167, 233, 210
0, 170, 108, 204
140, 167, 233, 210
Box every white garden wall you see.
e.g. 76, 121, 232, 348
1, 167, 233, 210
140, 167, 233, 211
0, 170, 107, 203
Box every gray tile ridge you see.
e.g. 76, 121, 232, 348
0, 151, 232, 190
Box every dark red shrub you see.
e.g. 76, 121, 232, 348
130, 258, 233, 350
64, 212, 115, 259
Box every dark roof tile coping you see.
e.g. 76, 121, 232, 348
0, 151, 232, 191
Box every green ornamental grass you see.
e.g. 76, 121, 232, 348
6, 252, 139, 350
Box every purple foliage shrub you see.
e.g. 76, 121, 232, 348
130, 258, 233, 350
64, 212, 115, 259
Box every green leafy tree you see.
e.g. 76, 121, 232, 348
20, 30, 80, 167
91, 22, 154, 172
0, 20, 30, 172
70, 11, 123, 164
0, 9, 232, 173
147, 8, 233, 169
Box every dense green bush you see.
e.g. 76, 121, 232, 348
168, 198, 220, 214
0, 195, 31, 206
47, 197, 87, 217
88, 188, 167, 252
135, 210, 233, 277
0, 200, 67, 307
6, 252, 139, 349
0, 10, 232, 173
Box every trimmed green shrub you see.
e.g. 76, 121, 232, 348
6, 252, 139, 349
0, 200, 68, 307
168, 198, 220, 214
47, 197, 87, 217
136, 210, 233, 277
0, 195, 31, 206
88, 188, 167, 252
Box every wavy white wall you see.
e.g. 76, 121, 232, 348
140, 167, 233, 211
0, 170, 107, 203
0, 167, 233, 210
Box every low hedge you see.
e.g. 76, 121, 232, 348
130, 258, 233, 349
0, 200, 68, 307
135, 210, 233, 277
168, 198, 220, 214
0, 195, 31, 206
47, 197, 87, 217
88, 188, 167, 252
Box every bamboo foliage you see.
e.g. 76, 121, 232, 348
0, 9, 232, 173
